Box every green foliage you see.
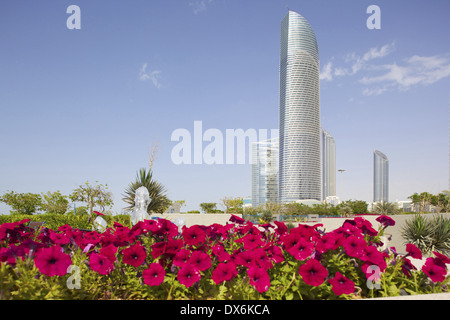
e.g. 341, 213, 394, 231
339, 200, 368, 215
221, 197, 244, 213
122, 168, 171, 214
407, 192, 450, 213
199, 202, 217, 213
70, 181, 113, 217
401, 214, 450, 255
371, 201, 401, 215
40, 191, 70, 215
0, 213, 131, 231
0, 191, 42, 215
260, 210, 274, 223
337, 203, 353, 217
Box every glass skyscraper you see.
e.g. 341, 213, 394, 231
252, 138, 279, 207
373, 150, 389, 203
279, 10, 321, 203
322, 129, 336, 200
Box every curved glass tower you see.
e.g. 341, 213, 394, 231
279, 10, 321, 203
373, 150, 389, 203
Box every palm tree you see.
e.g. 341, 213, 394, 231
372, 201, 400, 215
122, 168, 171, 214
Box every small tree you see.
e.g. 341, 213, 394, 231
0, 191, 42, 215
372, 201, 400, 215
221, 197, 243, 213
199, 202, 217, 213
408, 192, 433, 213
40, 191, 69, 215
341, 200, 368, 215
70, 181, 113, 219
338, 203, 353, 217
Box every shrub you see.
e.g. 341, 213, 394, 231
0, 213, 131, 231
401, 214, 450, 256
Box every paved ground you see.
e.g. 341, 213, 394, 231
366, 292, 450, 300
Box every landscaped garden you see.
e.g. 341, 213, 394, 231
0, 213, 448, 300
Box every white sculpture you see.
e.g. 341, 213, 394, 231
130, 186, 151, 225
93, 216, 107, 232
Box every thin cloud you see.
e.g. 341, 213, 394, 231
139, 62, 162, 89
320, 42, 450, 95
360, 54, 450, 95
320, 61, 333, 81
189, 0, 213, 14
362, 42, 395, 61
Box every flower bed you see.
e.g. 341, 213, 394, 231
0, 214, 448, 300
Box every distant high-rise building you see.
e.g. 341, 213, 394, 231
279, 10, 321, 203
322, 129, 336, 200
374, 150, 389, 203
252, 138, 279, 207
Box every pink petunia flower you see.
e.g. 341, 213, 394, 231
122, 243, 146, 267
405, 243, 422, 260
266, 244, 285, 264
229, 214, 246, 225
34, 245, 72, 277
155, 219, 179, 238
237, 233, 263, 251
281, 232, 302, 251
298, 259, 328, 287
143, 263, 166, 286
252, 248, 273, 270
211, 244, 231, 262
235, 250, 256, 268
401, 258, 417, 277
287, 238, 314, 261
151, 241, 167, 260
376, 215, 395, 228
329, 271, 355, 296
49, 230, 71, 245
361, 246, 387, 271
273, 221, 288, 236
188, 250, 212, 271
315, 233, 338, 254
182, 225, 207, 246
247, 266, 270, 293
211, 262, 237, 285
173, 248, 191, 267
342, 235, 367, 258
100, 244, 118, 263
177, 263, 201, 287
90, 252, 114, 275
165, 239, 184, 257
433, 251, 450, 267
422, 257, 447, 283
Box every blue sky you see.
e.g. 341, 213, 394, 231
1, 0, 450, 214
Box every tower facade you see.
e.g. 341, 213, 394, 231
322, 129, 336, 200
279, 10, 321, 203
374, 150, 389, 203
252, 138, 279, 207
